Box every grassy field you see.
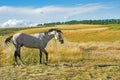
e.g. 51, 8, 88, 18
0, 24, 120, 80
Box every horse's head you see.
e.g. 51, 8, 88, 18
54, 30, 64, 44
48, 29, 64, 44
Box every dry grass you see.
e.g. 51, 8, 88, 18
63, 29, 120, 42
0, 24, 120, 80
56, 24, 104, 30
1, 39, 82, 65
0, 62, 120, 80
18, 24, 104, 34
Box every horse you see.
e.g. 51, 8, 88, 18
5, 29, 64, 65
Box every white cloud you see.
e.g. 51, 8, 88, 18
0, 4, 108, 27
1, 19, 36, 27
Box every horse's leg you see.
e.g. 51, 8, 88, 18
43, 49, 48, 65
17, 46, 24, 65
13, 43, 18, 65
39, 49, 43, 64
14, 49, 18, 65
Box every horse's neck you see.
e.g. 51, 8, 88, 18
47, 32, 55, 41
47, 34, 54, 41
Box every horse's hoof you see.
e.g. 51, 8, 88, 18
45, 62, 48, 65
40, 62, 42, 64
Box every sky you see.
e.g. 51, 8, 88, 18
0, 0, 120, 27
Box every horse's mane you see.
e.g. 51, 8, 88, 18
47, 28, 62, 33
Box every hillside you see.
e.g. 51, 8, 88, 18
0, 24, 120, 80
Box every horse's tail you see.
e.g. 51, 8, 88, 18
4, 35, 13, 46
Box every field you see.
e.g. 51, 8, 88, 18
0, 24, 120, 80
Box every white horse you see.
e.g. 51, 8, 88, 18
5, 29, 64, 65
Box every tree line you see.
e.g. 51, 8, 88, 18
37, 19, 120, 26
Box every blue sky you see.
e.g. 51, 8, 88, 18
0, 0, 120, 27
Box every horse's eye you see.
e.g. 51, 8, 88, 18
58, 34, 61, 37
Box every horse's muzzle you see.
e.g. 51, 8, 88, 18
60, 39, 64, 44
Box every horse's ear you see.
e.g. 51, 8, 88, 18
59, 30, 63, 34
48, 28, 56, 32
48, 28, 63, 34
60, 31, 63, 34
56, 29, 62, 33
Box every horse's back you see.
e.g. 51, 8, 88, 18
12, 33, 40, 48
